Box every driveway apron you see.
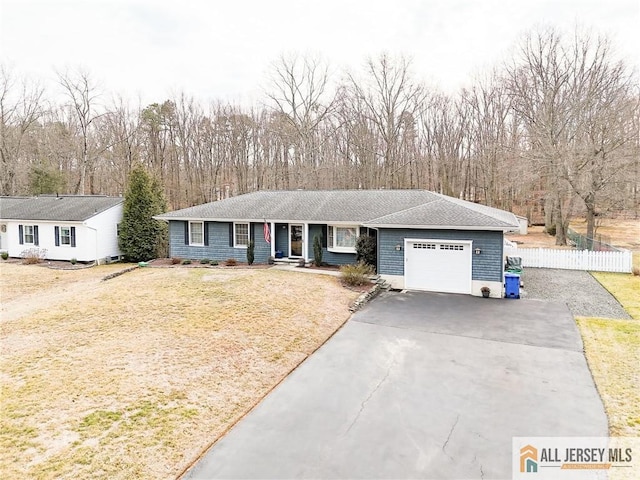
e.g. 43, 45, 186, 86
183, 291, 608, 479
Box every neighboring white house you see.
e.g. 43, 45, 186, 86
0, 195, 124, 263
515, 215, 528, 235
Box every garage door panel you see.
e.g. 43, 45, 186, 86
405, 240, 472, 294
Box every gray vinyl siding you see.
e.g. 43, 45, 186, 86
169, 221, 270, 263
307, 224, 357, 265
378, 228, 504, 282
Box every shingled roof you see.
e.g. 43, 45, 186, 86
0, 195, 123, 222
156, 190, 519, 231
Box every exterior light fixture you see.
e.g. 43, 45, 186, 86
474, 247, 482, 255
395, 244, 402, 251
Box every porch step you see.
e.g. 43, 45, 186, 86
273, 258, 307, 266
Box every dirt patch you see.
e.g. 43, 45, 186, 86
506, 226, 573, 249
0, 267, 360, 479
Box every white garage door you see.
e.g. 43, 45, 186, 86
404, 239, 472, 294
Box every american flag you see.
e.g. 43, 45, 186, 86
263, 222, 271, 244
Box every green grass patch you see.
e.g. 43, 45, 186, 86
577, 317, 640, 436
591, 271, 640, 320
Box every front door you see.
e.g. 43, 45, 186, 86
290, 224, 303, 257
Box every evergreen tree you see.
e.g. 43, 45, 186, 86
119, 165, 166, 262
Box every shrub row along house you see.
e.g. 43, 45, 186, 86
155, 190, 519, 297
0, 195, 123, 263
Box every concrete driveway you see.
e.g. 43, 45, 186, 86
183, 291, 608, 479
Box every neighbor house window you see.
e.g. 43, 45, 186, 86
234, 223, 249, 248
189, 221, 204, 245
327, 225, 359, 253
55, 226, 76, 247
23, 225, 35, 244
60, 227, 71, 246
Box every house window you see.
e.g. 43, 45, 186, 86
234, 223, 249, 248
189, 221, 204, 245
327, 225, 359, 253
60, 227, 71, 246
23, 225, 35, 244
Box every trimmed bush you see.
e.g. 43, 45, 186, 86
210, 260, 219, 266
70, 258, 77, 265
1, 252, 8, 260
313, 234, 323, 266
247, 240, 255, 265
225, 258, 237, 266
340, 261, 375, 286
171, 257, 182, 265
181, 259, 192, 265
200, 258, 210, 265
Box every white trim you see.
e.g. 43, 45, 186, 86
233, 222, 249, 248
189, 221, 205, 246
22, 224, 35, 245
327, 225, 359, 253
289, 223, 304, 258
365, 223, 517, 231
58, 226, 73, 247
270, 222, 275, 257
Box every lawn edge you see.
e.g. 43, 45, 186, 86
175, 287, 368, 479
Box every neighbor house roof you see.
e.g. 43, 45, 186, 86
156, 190, 519, 231
0, 195, 123, 222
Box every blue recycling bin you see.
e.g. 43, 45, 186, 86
504, 273, 520, 299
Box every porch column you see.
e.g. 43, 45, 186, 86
303, 223, 309, 261
270, 222, 275, 258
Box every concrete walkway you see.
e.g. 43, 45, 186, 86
183, 291, 608, 479
270, 264, 342, 276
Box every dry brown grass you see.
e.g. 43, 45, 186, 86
570, 218, 640, 251
577, 317, 640, 436
0, 266, 360, 479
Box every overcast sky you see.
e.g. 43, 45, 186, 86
1, 0, 638, 106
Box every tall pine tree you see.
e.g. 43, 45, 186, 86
119, 165, 166, 262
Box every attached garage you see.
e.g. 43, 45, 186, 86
404, 239, 472, 294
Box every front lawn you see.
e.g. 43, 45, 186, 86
577, 268, 640, 436
0, 265, 360, 479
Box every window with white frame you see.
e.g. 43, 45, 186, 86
189, 221, 204, 245
327, 225, 359, 253
23, 225, 35, 244
234, 223, 249, 247
60, 227, 72, 246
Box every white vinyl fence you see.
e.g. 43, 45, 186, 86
511, 247, 633, 273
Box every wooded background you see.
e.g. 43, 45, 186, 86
1, 27, 638, 244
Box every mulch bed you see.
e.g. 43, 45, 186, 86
148, 258, 271, 269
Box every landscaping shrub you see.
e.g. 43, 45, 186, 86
171, 257, 182, 265
210, 260, 219, 266
70, 258, 77, 265
247, 240, 255, 265
181, 259, 192, 265
340, 261, 375, 286
225, 258, 237, 266
1, 252, 8, 260
21, 247, 47, 265
313, 234, 323, 266
200, 258, 210, 265
632, 266, 640, 276
356, 234, 377, 270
